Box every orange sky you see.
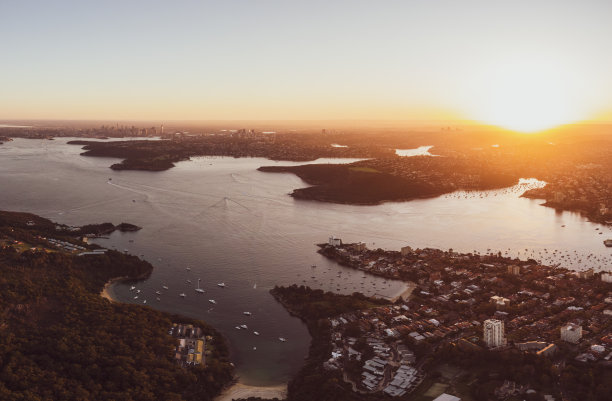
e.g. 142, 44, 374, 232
2, 1, 612, 132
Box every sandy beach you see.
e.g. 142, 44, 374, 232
100, 277, 288, 401
215, 382, 287, 401
388, 281, 416, 303
100, 277, 125, 303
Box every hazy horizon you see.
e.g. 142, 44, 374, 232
3, 1, 612, 132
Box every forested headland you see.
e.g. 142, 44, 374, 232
0, 211, 233, 400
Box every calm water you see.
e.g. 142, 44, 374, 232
0, 124, 32, 128
0, 138, 610, 385
395, 145, 436, 156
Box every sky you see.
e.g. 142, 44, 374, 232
2, 0, 612, 131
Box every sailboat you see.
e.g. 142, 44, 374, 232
195, 279, 205, 293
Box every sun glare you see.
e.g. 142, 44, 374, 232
463, 58, 592, 133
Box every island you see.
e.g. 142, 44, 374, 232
0, 210, 233, 400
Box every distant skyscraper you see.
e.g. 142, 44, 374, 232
483, 319, 506, 348
161, 124, 164, 136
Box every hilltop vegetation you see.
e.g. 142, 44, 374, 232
0, 211, 233, 401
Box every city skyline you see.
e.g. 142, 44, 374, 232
2, 1, 612, 132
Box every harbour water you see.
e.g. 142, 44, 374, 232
395, 145, 436, 156
0, 138, 610, 385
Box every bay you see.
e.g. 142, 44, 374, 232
0, 137, 610, 385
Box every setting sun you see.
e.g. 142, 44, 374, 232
462, 58, 594, 133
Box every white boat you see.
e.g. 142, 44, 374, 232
186, 267, 191, 271
279, 337, 287, 342
155, 291, 161, 295
195, 279, 205, 293
179, 293, 186, 297
136, 289, 141, 293
208, 299, 216, 304
143, 300, 147, 304
156, 297, 161, 302
217, 282, 226, 288
253, 331, 260, 336
240, 324, 248, 329
243, 311, 252, 316
186, 279, 192, 283
235, 326, 241, 330
130, 286, 136, 291
133, 296, 138, 299
162, 285, 169, 290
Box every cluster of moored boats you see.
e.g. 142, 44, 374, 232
128, 267, 227, 304
233, 312, 287, 342
128, 268, 288, 343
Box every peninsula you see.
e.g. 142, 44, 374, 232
269, 240, 611, 401
258, 156, 519, 205
0, 210, 233, 400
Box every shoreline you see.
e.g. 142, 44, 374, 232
100, 276, 129, 303
386, 281, 416, 303
214, 381, 287, 401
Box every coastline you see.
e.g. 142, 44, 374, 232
215, 381, 287, 401
386, 281, 416, 303
100, 276, 128, 303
